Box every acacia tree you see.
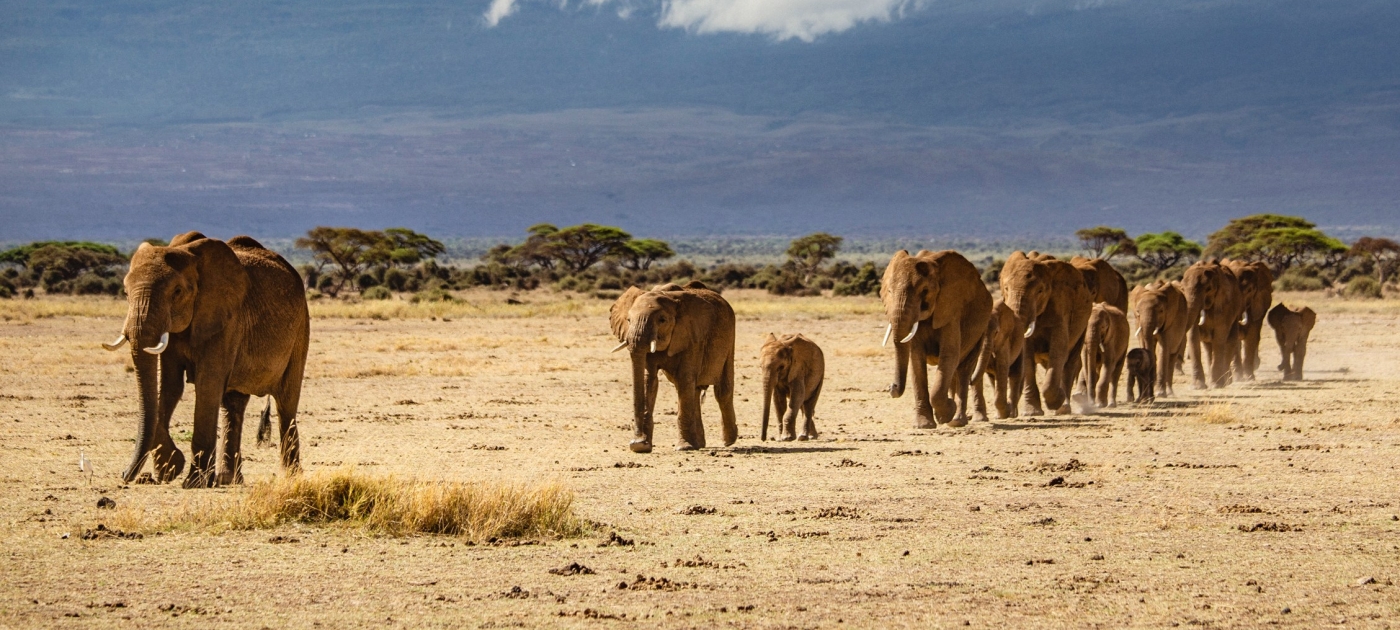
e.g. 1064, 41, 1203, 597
1075, 226, 1136, 260
1134, 232, 1202, 273
379, 228, 445, 267
549, 224, 632, 272
1205, 214, 1316, 258
1351, 237, 1400, 284
295, 227, 387, 296
1225, 227, 1347, 273
787, 233, 843, 283
617, 239, 676, 270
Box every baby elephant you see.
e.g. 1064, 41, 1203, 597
1267, 303, 1316, 381
1083, 303, 1130, 408
1125, 347, 1155, 403
760, 333, 825, 441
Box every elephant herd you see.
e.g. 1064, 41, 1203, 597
100, 236, 1321, 486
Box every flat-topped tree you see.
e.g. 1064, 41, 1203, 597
1225, 226, 1347, 273
1205, 214, 1315, 259
1075, 226, 1136, 261
617, 239, 676, 271
295, 227, 386, 297
1134, 232, 1202, 273
1349, 237, 1400, 284
550, 224, 632, 273
787, 233, 843, 284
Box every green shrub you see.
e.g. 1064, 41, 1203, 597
362, 286, 393, 300
384, 268, 410, 292
1275, 267, 1325, 292
411, 288, 456, 303
356, 273, 380, 290
1345, 276, 1382, 299
833, 262, 881, 296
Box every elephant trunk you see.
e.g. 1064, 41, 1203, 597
761, 372, 773, 441
886, 295, 921, 398
121, 289, 163, 483
630, 346, 649, 430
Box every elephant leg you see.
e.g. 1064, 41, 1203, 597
947, 361, 973, 428
799, 382, 821, 440
714, 355, 738, 446
773, 386, 789, 438
675, 374, 703, 451
216, 391, 250, 486
1059, 338, 1084, 414
256, 397, 274, 448
1022, 351, 1044, 417
633, 367, 659, 450
628, 355, 655, 454
1293, 341, 1308, 381
781, 384, 805, 441
910, 344, 937, 429
992, 365, 1010, 419
1109, 358, 1124, 408
183, 376, 225, 489
929, 335, 962, 425
1209, 337, 1230, 388
274, 353, 307, 474
1008, 360, 1023, 418
151, 360, 187, 483
1188, 328, 1207, 390
971, 369, 989, 421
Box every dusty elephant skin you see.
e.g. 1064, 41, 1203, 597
1224, 259, 1274, 381
879, 250, 992, 429
999, 252, 1093, 416
1124, 347, 1155, 402
1070, 256, 1129, 312
1130, 280, 1189, 397
1082, 303, 1129, 408
610, 281, 737, 452
103, 232, 310, 488
1181, 260, 1246, 390
758, 333, 824, 442
971, 301, 1025, 420
1268, 303, 1316, 381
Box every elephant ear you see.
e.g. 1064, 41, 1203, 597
180, 238, 249, 345
169, 231, 209, 247
1300, 307, 1317, 332
610, 287, 645, 342
665, 295, 696, 358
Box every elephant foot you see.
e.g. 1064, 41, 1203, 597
1022, 406, 1044, 417
152, 447, 186, 484
1055, 403, 1072, 415
798, 432, 817, 441
914, 415, 937, 430
971, 409, 989, 423
674, 442, 698, 452
182, 468, 216, 489
931, 398, 956, 424
947, 415, 969, 428
629, 440, 653, 454
1191, 380, 1207, 390
779, 432, 796, 442
994, 403, 1010, 419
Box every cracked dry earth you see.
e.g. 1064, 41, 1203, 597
2, 290, 1399, 628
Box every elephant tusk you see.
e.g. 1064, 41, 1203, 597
1198, 311, 1206, 326
899, 321, 919, 344
610, 341, 628, 353
650, 340, 657, 354
1134, 326, 1141, 338
1023, 320, 1036, 338
1240, 312, 1249, 326
102, 335, 128, 351
142, 332, 169, 355
881, 324, 892, 347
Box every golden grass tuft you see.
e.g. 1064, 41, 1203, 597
115, 469, 587, 541
1193, 403, 1240, 425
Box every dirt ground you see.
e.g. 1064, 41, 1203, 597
2, 289, 1399, 629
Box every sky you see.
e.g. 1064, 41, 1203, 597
1, 0, 1398, 240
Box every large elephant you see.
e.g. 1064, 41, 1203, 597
1000, 252, 1093, 415
971, 301, 1025, 419
1267, 303, 1316, 381
1071, 256, 1129, 311
610, 281, 737, 452
1082, 303, 1129, 408
759, 333, 824, 442
1181, 260, 1245, 389
880, 250, 992, 428
1129, 280, 1189, 397
1223, 259, 1274, 380
102, 233, 309, 488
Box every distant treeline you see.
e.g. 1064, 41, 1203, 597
2, 215, 1397, 301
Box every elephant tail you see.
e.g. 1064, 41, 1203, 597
256, 398, 274, 448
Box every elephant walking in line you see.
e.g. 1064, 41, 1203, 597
1125, 348, 1155, 403
972, 301, 1025, 420
102, 232, 309, 488
1000, 252, 1093, 415
610, 281, 737, 452
1181, 260, 1245, 389
1130, 280, 1190, 397
1267, 303, 1316, 381
880, 250, 992, 428
1224, 259, 1274, 381
759, 333, 824, 442
1071, 256, 1130, 312
1082, 303, 1130, 408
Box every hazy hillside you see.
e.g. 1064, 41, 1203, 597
2, 0, 1398, 240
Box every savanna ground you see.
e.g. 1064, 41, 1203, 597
2, 289, 1399, 629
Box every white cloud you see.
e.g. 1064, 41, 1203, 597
659, 0, 919, 42
482, 0, 922, 41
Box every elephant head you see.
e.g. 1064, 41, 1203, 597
612, 288, 693, 358
104, 231, 248, 483
1180, 260, 1230, 327
998, 251, 1052, 340
758, 333, 793, 441
879, 250, 941, 398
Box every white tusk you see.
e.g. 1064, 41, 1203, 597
650, 340, 657, 353
1198, 311, 1206, 326
610, 341, 628, 353
899, 321, 919, 344
1240, 312, 1249, 326
1023, 320, 1036, 338
142, 332, 169, 355
101, 335, 128, 351
1134, 326, 1141, 338
881, 324, 892, 347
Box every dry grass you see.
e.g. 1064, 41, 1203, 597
114, 469, 586, 541
1192, 402, 1241, 424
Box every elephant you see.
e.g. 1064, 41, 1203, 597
971, 301, 1025, 420
880, 250, 993, 428
1071, 256, 1130, 312
1082, 303, 1129, 408
1223, 259, 1274, 381
610, 281, 737, 452
1129, 280, 1189, 397
1267, 303, 1316, 381
1181, 260, 1245, 389
1125, 348, 1155, 403
759, 333, 824, 442
101, 232, 309, 488
1000, 252, 1093, 415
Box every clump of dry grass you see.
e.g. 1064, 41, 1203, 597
1193, 403, 1241, 425
116, 469, 586, 541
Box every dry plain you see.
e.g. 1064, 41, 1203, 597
2, 289, 1399, 629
